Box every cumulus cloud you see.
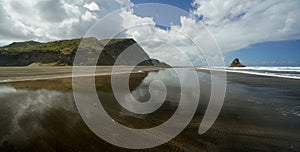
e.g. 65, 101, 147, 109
117, 0, 300, 65
113, 6, 223, 66
84, 1, 100, 11
81, 11, 97, 21
0, 0, 131, 45
191, 0, 300, 51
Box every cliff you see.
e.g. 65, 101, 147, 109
0, 38, 166, 66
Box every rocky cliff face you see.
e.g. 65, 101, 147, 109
0, 50, 74, 66
0, 38, 163, 66
229, 58, 246, 67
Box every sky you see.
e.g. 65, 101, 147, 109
0, 0, 299, 66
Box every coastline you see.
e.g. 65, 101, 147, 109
0, 66, 166, 83
197, 67, 300, 80
2, 66, 300, 84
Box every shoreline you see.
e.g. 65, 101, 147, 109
0, 66, 299, 84
0, 71, 144, 84
197, 67, 300, 80
0, 66, 166, 84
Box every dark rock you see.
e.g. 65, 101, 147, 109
229, 58, 245, 67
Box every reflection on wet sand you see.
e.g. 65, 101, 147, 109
0, 69, 300, 151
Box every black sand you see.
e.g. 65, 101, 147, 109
0, 68, 299, 151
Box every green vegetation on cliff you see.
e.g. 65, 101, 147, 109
0, 38, 168, 67
0, 38, 130, 55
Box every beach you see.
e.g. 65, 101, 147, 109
0, 67, 299, 151
0, 66, 164, 83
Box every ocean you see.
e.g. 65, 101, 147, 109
226, 67, 300, 79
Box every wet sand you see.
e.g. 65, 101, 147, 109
0, 66, 165, 83
0, 68, 299, 151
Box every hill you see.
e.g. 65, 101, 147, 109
0, 38, 167, 66
229, 58, 246, 67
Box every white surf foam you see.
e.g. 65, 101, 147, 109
0, 86, 17, 94
197, 67, 300, 80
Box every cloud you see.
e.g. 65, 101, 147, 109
81, 11, 97, 21
84, 1, 100, 11
0, 0, 131, 45
114, 6, 223, 66
191, 0, 300, 51
0, 0, 299, 65
36, 0, 69, 22
116, 1, 300, 65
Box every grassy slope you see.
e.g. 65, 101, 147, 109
0, 38, 131, 54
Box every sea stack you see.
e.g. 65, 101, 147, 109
229, 58, 245, 67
